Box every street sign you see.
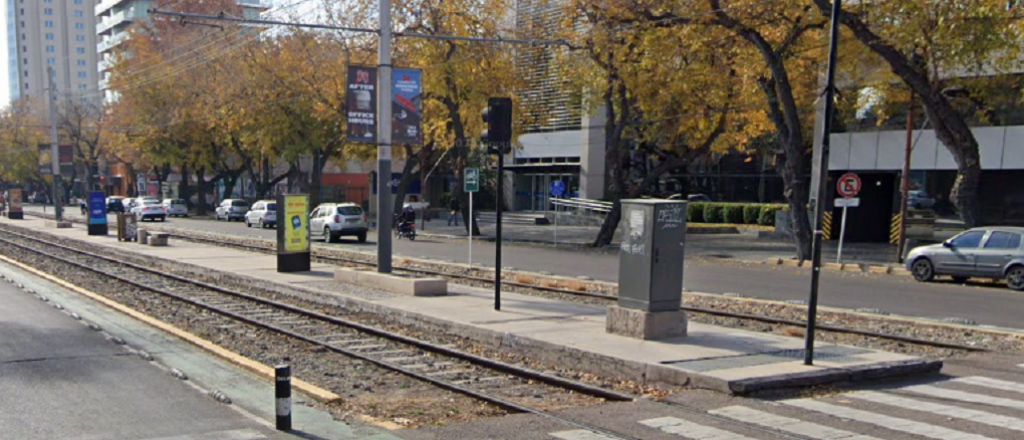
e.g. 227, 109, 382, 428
834, 197, 860, 208
550, 180, 565, 197
837, 173, 861, 198
464, 168, 479, 193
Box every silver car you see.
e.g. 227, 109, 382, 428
309, 203, 368, 243
906, 227, 1024, 291
215, 199, 249, 221
244, 200, 277, 228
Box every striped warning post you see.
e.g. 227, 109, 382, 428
821, 212, 832, 240
890, 213, 902, 244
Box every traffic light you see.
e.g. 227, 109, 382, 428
481, 97, 512, 154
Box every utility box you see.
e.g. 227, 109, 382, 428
608, 200, 688, 340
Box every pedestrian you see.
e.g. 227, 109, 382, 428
448, 196, 461, 226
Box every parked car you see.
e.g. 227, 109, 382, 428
244, 200, 277, 228
906, 227, 1024, 291
162, 199, 188, 217
130, 198, 167, 222
309, 203, 367, 243
30, 191, 47, 204
667, 193, 712, 202
215, 199, 249, 221
106, 196, 126, 213
907, 190, 936, 210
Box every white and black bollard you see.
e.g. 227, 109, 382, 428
275, 365, 291, 431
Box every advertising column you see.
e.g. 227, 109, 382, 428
87, 191, 108, 235
277, 194, 310, 272
8, 189, 23, 219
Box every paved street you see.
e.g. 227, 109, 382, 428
398, 352, 1024, 440
25, 206, 1024, 330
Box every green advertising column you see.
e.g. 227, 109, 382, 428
277, 194, 311, 272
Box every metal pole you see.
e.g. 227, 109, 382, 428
898, 94, 913, 263
554, 200, 558, 247
837, 205, 848, 264
805, 0, 842, 366
47, 66, 62, 222
376, 0, 393, 273
469, 192, 473, 266
495, 150, 503, 311
275, 365, 291, 431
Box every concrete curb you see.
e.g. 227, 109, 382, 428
0, 254, 342, 404
765, 257, 910, 277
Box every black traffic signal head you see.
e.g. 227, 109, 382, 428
481, 97, 512, 154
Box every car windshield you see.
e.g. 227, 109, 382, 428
337, 206, 362, 216
231, 201, 248, 207
266, 203, 276, 211
169, 199, 185, 205
950, 230, 985, 248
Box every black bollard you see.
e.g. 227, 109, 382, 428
275, 365, 291, 431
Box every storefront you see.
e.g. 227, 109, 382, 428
509, 165, 580, 211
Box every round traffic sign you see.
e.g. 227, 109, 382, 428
836, 173, 861, 198
550, 181, 565, 197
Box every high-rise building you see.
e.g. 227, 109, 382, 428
96, 0, 268, 101
6, 0, 100, 105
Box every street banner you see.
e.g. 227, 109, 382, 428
392, 68, 422, 145
346, 66, 377, 143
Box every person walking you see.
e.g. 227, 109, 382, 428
448, 196, 461, 226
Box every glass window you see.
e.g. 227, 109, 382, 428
76, 47, 85, 54
266, 203, 277, 211
24, 83, 28, 90
45, 33, 54, 40
75, 35, 85, 42
46, 45, 54, 53
45, 0, 52, 3
74, 0, 83, 4
75, 23, 84, 29
74, 10, 83, 17
44, 8, 52, 15
950, 231, 986, 249
231, 200, 248, 207
77, 72, 87, 79
984, 232, 1022, 250
337, 206, 363, 216
46, 58, 54, 65
45, 21, 53, 28
77, 60, 86, 66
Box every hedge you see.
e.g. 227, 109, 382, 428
687, 202, 706, 223
703, 204, 724, 223
723, 205, 744, 224
743, 205, 761, 224
758, 204, 787, 226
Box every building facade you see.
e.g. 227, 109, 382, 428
6, 0, 100, 104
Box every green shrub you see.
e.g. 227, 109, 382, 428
723, 205, 745, 224
703, 203, 725, 223
758, 205, 786, 226
687, 202, 706, 223
743, 205, 761, 224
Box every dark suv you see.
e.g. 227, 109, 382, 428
106, 197, 125, 213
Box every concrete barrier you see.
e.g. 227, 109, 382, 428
334, 267, 446, 296
138, 229, 150, 245
149, 233, 169, 247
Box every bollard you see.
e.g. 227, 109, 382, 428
275, 365, 291, 431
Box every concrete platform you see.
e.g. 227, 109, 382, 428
2, 216, 942, 395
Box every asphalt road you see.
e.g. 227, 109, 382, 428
22, 207, 1024, 329
124, 215, 1024, 330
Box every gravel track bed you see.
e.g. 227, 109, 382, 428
136, 225, 1024, 358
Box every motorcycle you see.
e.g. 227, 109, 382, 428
395, 220, 416, 241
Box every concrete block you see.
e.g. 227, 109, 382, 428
606, 305, 687, 340
868, 265, 893, 275
138, 229, 150, 245
765, 258, 783, 265
780, 259, 804, 268
46, 221, 72, 229
334, 267, 446, 296
149, 233, 169, 247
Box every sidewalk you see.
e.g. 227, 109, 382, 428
6, 216, 941, 395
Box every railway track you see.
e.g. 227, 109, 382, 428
154, 228, 988, 353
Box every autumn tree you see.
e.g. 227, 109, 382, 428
810, 0, 1024, 227
0, 99, 49, 192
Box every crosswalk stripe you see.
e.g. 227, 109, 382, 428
142, 429, 267, 440
708, 406, 882, 440
903, 384, 1024, 411
783, 398, 998, 440
640, 417, 758, 440
953, 376, 1024, 395
549, 430, 619, 440
848, 390, 1024, 432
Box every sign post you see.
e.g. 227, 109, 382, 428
277, 194, 310, 272
835, 173, 862, 264
464, 168, 479, 267
549, 180, 565, 247
87, 191, 108, 235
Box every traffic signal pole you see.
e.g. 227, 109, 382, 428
47, 66, 62, 222
805, 0, 842, 366
376, 0, 393, 273
495, 150, 503, 311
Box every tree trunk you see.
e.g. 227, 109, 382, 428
179, 164, 192, 205
195, 167, 209, 216
777, 153, 812, 260
593, 80, 629, 248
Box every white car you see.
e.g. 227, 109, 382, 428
131, 198, 167, 222
162, 198, 188, 217
310, 203, 368, 243
244, 200, 277, 228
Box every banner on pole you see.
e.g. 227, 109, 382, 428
391, 68, 422, 145
346, 66, 377, 143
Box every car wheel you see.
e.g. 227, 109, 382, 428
323, 227, 332, 243
1007, 266, 1024, 291
951, 276, 969, 284
911, 258, 935, 282
258, 219, 265, 229
357, 233, 367, 243
245, 218, 251, 228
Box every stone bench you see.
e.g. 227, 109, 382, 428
148, 233, 169, 247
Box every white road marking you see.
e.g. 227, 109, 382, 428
848, 390, 1024, 432
783, 398, 998, 440
708, 406, 882, 440
142, 429, 267, 440
903, 384, 1024, 411
640, 416, 757, 440
953, 376, 1024, 395
549, 430, 620, 440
